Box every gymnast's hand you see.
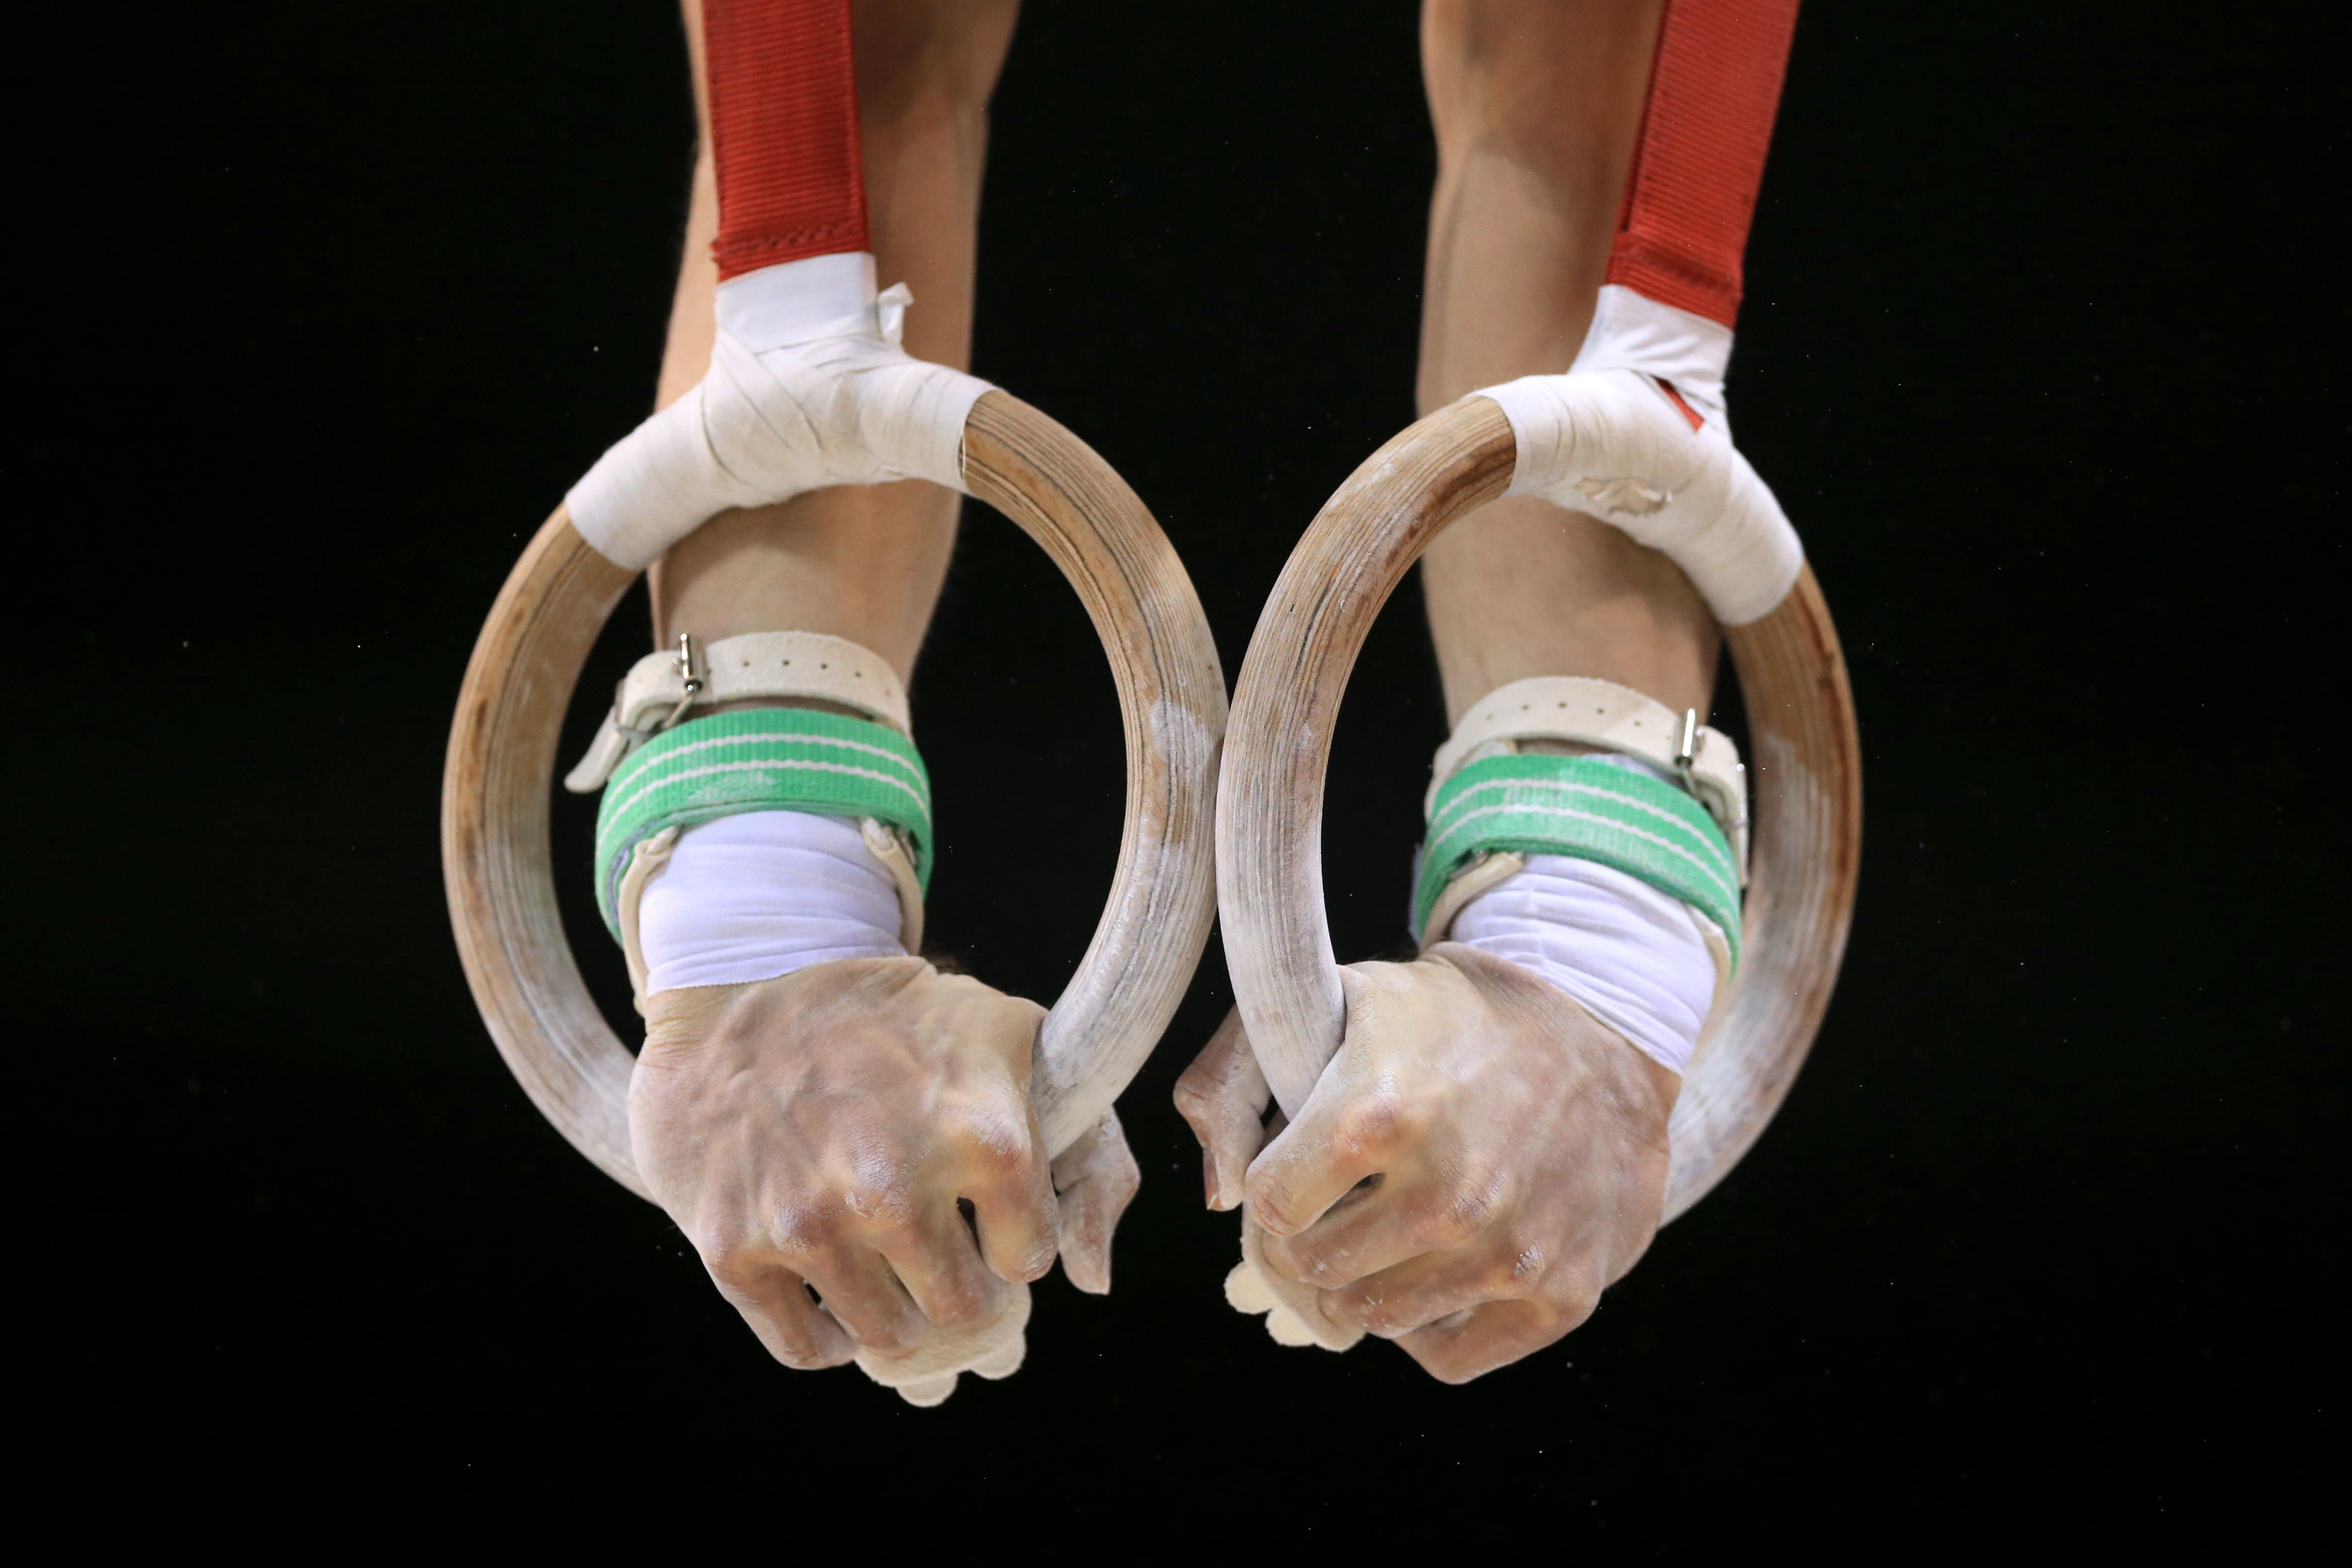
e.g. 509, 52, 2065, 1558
629, 956, 1138, 1370
1175, 944, 1676, 1383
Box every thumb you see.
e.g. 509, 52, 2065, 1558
1172, 1008, 1273, 1211
1051, 1108, 1141, 1295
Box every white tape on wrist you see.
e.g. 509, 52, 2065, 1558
565, 251, 991, 572
1476, 283, 1800, 628
1450, 831, 1723, 1078
635, 810, 905, 997
1569, 283, 1735, 426
1480, 368, 1800, 627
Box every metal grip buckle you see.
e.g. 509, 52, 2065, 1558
657, 632, 704, 732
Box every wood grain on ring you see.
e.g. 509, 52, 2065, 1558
442, 508, 646, 1194
442, 389, 1225, 1194
961, 391, 1227, 1153
1216, 394, 1860, 1221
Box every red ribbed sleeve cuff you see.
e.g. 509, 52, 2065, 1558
704, 0, 869, 281
1606, 0, 1802, 329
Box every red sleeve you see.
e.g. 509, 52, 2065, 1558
703, 0, 870, 281
1606, 0, 1803, 328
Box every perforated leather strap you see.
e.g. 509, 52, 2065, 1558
1414, 754, 1742, 971
592, 708, 932, 940
566, 630, 913, 793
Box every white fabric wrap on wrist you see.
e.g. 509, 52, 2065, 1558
1477, 285, 1801, 628
1569, 283, 1735, 425
1450, 809, 1723, 1077
637, 811, 906, 997
564, 251, 992, 571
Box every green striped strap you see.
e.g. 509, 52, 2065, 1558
592, 708, 933, 941
1413, 754, 1743, 970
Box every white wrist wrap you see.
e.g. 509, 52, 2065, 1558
637, 810, 906, 997
1477, 286, 1799, 628
565, 252, 992, 571
1449, 767, 1723, 1079
1569, 283, 1735, 425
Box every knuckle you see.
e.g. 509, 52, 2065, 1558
1437, 1173, 1507, 1240
752, 1311, 841, 1370
838, 1173, 918, 1228
925, 1278, 996, 1331
1170, 1075, 1221, 1136
1257, 1232, 1317, 1283
1477, 1247, 1531, 1296
833, 1297, 919, 1350
1336, 1085, 1418, 1155
1545, 1271, 1603, 1330
700, 1232, 760, 1284
1171, 1062, 1216, 1116
948, 1105, 1039, 1178
1249, 1183, 1304, 1235
770, 1202, 845, 1255
1419, 1351, 1488, 1386
1331, 1290, 1403, 1337
851, 1320, 913, 1353
1007, 1238, 1059, 1284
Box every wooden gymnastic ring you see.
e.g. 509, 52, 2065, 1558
1217, 395, 1860, 1219
444, 389, 1226, 1198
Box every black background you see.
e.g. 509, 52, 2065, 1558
12, 0, 2341, 1547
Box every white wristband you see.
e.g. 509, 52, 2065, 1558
1450, 854, 1719, 1076
637, 810, 905, 996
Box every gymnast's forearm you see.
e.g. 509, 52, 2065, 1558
1189, 3, 1805, 1385
1415, 0, 1717, 720
649, 0, 1020, 679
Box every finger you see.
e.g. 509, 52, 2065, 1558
958, 1098, 1060, 1285
1398, 1297, 1582, 1385
873, 1203, 1008, 1333
700, 1253, 855, 1370
1259, 1163, 1505, 1290
1051, 1109, 1142, 1294
1242, 1071, 1403, 1238
790, 1246, 928, 1351
1172, 1008, 1272, 1210
1315, 1236, 1535, 1341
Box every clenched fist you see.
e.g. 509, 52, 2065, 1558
631, 957, 1139, 1378
1176, 944, 1678, 1383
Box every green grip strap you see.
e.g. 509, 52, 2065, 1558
1413, 754, 1743, 970
592, 709, 933, 941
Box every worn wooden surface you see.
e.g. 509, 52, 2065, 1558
442, 505, 647, 1194
961, 390, 1227, 1153
1217, 393, 1861, 1221
442, 389, 1226, 1195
